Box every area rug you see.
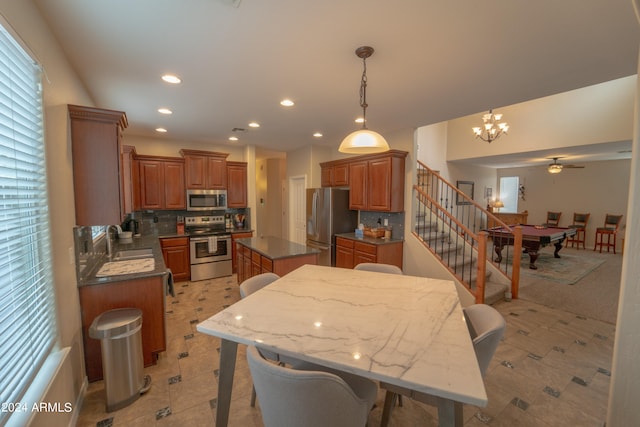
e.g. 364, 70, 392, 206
517, 252, 605, 285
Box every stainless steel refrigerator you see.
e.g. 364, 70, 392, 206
306, 188, 358, 266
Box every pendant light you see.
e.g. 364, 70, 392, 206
339, 46, 390, 154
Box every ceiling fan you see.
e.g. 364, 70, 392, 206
547, 157, 585, 174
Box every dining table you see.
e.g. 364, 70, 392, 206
196, 264, 487, 427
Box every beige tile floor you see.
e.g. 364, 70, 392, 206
77, 273, 613, 427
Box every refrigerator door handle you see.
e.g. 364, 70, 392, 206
311, 190, 318, 236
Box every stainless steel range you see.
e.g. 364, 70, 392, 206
185, 214, 232, 281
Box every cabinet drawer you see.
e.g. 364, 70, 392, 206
160, 237, 188, 248
354, 241, 376, 255
261, 257, 273, 271
251, 250, 262, 264
336, 237, 354, 249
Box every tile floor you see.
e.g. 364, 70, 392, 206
77, 273, 613, 427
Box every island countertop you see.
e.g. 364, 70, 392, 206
235, 236, 319, 260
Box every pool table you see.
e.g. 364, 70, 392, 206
487, 224, 577, 269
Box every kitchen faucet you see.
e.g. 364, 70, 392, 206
105, 224, 122, 257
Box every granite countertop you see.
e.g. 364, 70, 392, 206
335, 232, 404, 245
235, 236, 319, 260
78, 235, 170, 287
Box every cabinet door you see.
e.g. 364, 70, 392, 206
232, 232, 253, 273
184, 155, 207, 189
367, 157, 392, 211
349, 161, 367, 210
138, 160, 164, 209
162, 245, 190, 282
164, 161, 186, 209
69, 105, 126, 225
207, 157, 227, 189
321, 166, 333, 187
335, 245, 354, 269
227, 163, 248, 207
242, 253, 252, 283
334, 164, 349, 186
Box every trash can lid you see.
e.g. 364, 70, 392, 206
89, 308, 143, 339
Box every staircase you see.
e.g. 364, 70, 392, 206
414, 161, 523, 304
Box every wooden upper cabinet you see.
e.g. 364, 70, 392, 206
68, 104, 128, 225
180, 149, 228, 189
164, 160, 187, 209
348, 161, 368, 210
227, 161, 248, 208
320, 163, 349, 187
136, 155, 185, 210
138, 159, 163, 209
184, 154, 207, 189
207, 156, 227, 189
322, 150, 407, 212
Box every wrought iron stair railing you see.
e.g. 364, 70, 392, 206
415, 161, 522, 303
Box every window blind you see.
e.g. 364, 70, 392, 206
0, 22, 57, 425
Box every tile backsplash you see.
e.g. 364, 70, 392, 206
359, 211, 405, 240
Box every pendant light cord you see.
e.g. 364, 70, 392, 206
359, 57, 368, 129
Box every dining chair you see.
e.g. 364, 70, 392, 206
379, 303, 506, 427
239, 272, 280, 298
543, 211, 562, 227
246, 345, 377, 427
565, 212, 590, 249
354, 262, 403, 275
239, 272, 281, 407
594, 214, 623, 253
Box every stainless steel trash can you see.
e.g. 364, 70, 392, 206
89, 308, 151, 412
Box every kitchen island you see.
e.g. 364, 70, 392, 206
235, 236, 320, 284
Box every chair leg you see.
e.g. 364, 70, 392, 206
380, 391, 398, 427
250, 384, 257, 407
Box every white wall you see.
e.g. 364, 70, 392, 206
1, 1, 96, 424
446, 76, 636, 162
607, 46, 640, 427
497, 159, 630, 250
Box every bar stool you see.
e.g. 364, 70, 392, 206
543, 211, 561, 227
565, 213, 590, 249
594, 214, 623, 253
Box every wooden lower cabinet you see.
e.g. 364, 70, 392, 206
236, 240, 318, 284
232, 232, 254, 273
160, 237, 190, 282
335, 236, 403, 269
79, 276, 166, 382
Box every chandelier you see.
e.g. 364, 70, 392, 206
472, 109, 509, 143
339, 46, 390, 154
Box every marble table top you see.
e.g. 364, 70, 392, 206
197, 264, 487, 407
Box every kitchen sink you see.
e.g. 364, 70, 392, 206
112, 248, 154, 261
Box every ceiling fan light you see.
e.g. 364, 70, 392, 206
548, 164, 563, 174
339, 129, 390, 154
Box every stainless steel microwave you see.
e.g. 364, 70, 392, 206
186, 189, 227, 211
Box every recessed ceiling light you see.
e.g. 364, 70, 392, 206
158, 108, 173, 115
161, 74, 181, 84
229, 136, 239, 141
313, 132, 323, 138
355, 117, 365, 124
248, 122, 260, 128
280, 99, 294, 107
155, 127, 167, 133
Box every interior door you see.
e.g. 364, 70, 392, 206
289, 175, 307, 245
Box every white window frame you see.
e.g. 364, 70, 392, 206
0, 20, 59, 426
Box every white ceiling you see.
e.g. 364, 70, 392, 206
34, 0, 639, 166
